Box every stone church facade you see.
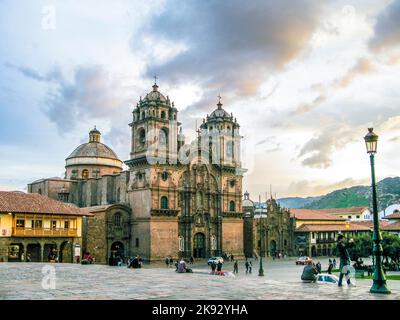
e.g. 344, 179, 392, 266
28, 82, 245, 263
242, 192, 295, 258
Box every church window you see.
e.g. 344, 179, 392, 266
82, 169, 89, 179
226, 141, 234, 157
161, 171, 168, 181
161, 111, 166, 119
161, 196, 169, 209
159, 128, 168, 145
139, 128, 146, 145
229, 200, 235, 212
116, 188, 121, 202
141, 111, 145, 119
196, 191, 204, 207
230, 180, 235, 187
114, 213, 121, 227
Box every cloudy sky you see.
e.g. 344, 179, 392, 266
0, 0, 399, 199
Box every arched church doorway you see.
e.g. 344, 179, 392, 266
269, 240, 277, 258
193, 233, 206, 258
109, 241, 124, 266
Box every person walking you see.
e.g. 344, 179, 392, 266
231, 254, 234, 262
248, 261, 252, 274
169, 256, 173, 267
316, 261, 322, 273
233, 260, 239, 274
165, 257, 170, 268
327, 259, 333, 274
210, 261, 216, 274
333, 258, 336, 269
189, 256, 194, 265
217, 260, 223, 275
245, 260, 249, 274
336, 234, 355, 287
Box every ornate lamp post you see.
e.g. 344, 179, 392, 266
254, 195, 266, 276
364, 128, 390, 294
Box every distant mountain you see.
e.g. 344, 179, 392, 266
277, 177, 400, 211
276, 196, 321, 209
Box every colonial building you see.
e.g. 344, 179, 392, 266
243, 192, 295, 258
242, 193, 379, 258
311, 207, 372, 221
0, 191, 88, 262
382, 209, 400, 236
291, 209, 373, 257
28, 82, 246, 263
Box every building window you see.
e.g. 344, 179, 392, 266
161, 196, 169, 209
356, 215, 360, 219
230, 180, 235, 187
139, 128, 146, 145
161, 171, 168, 181
33, 220, 43, 229
284, 239, 287, 246
141, 111, 145, 119
51, 220, 57, 229
114, 213, 121, 227
82, 169, 89, 179
229, 200, 235, 212
38, 188, 42, 195
161, 111, 166, 119
64, 221, 69, 229
16, 220, 25, 228
159, 128, 168, 146
136, 238, 139, 247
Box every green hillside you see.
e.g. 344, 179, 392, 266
302, 177, 400, 211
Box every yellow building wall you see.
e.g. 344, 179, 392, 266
0, 214, 13, 237
295, 219, 345, 229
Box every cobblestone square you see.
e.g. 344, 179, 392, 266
1, 258, 399, 300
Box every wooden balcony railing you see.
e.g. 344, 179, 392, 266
12, 227, 78, 237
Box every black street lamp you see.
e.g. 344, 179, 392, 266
364, 128, 390, 294
255, 195, 265, 276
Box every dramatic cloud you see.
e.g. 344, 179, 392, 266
292, 58, 375, 116
137, 0, 324, 112
299, 124, 357, 168
369, 0, 400, 55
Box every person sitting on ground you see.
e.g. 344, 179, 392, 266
301, 259, 318, 283
177, 259, 187, 273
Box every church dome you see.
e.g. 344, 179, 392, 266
143, 83, 167, 102
67, 142, 120, 160
66, 127, 120, 161
209, 101, 231, 119
65, 127, 123, 179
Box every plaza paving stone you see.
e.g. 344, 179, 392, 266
0, 258, 399, 300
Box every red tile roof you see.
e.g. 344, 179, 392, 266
0, 191, 88, 216
315, 207, 369, 215
296, 222, 372, 232
385, 212, 400, 220
382, 221, 400, 231
290, 209, 346, 221
350, 220, 390, 229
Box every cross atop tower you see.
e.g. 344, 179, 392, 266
217, 94, 223, 109
152, 75, 159, 91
